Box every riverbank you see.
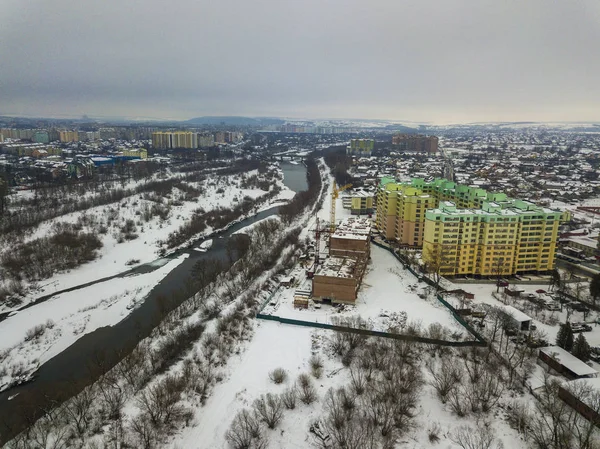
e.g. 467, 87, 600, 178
0, 160, 309, 444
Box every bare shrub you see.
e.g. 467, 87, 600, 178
450, 424, 503, 449
24, 321, 54, 341
427, 357, 462, 403
448, 388, 468, 417
253, 393, 283, 429
506, 400, 530, 435
349, 363, 366, 395
268, 367, 287, 385
428, 421, 441, 443
225, 409, 268, 449
297, 373, 318, 405
310, 355, 324, 379
281, 386, 297, 410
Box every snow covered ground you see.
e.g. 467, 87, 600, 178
170, 306, 524, 449
1, 167, 295, 312
263, 245, 466, 336
0, 254, 188, 392
175, 321, 325, 449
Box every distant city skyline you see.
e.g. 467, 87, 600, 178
1, 0, 599, 124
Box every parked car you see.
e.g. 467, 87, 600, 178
546, 302, 561, 311
527, 338, 548, 349
570, 322, 592, 333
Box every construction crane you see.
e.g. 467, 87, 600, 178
330, 181, 352, 233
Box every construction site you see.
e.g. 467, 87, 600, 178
259, 181, 463, 335
288, 182, 372, 307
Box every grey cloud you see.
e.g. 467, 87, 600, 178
1, 0, 599, 122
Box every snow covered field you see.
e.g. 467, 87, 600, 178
0, 254, 188, 392
171, 303, 524, 449
1, 166, 295, 312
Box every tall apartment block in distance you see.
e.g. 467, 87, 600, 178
376, 178, 566, 276
346, 139, 374, 157
59, 130, 79, 142
152, 131, 198, 149
392, 134, 438, 154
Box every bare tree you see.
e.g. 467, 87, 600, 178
62, 385, 96, 437
423, 244, 447, 291
136, 375, 184, 428
253, 394, 283, 429
128, 413, 158, 449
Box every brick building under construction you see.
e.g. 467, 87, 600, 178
312, 217, 371, 304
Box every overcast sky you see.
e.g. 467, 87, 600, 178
1, 0, 599, 123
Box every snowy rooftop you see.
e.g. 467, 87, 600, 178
500, 304, 531, 323
315, 256, 357, 278
333, 217, 372, 241
566, 235, 599, 249
539, 346, 598, 377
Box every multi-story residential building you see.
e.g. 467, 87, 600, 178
376, 178, 401, 240
78, 131, 100, 142
346, 139, 374, 156
32, 131, 50, 144
394, 186, 437, 246
377, 177, 565, 275
59, 130, 79, 142
152, 131, 198, 149
121, 148, 148, 159
198, 133, 215, 148
422, 200, 562, 276
392, 134, 438, 154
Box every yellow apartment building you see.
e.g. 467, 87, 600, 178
377, 177, 565, 275
59, 131, 79, 142
394, 186, 436, 246
422, 200, 563, 276
350, 195, 374, 215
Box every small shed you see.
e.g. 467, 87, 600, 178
293, 280, 312, 309
501, 305, 532, 331
279, 276, 295, 287
539, 346, 598, 380
504, 287, 524, 297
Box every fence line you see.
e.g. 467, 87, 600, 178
254, 237, 487, 347
256, 313, 486, 347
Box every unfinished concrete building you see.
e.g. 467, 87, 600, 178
312, 217, 371, 304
